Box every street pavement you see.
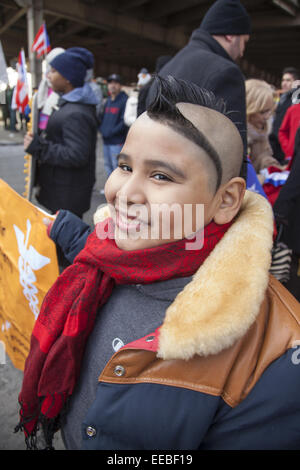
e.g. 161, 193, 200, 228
0, 124, 108, 450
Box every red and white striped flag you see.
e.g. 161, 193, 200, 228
31, 23, 51, 58
13, 49, 29, 113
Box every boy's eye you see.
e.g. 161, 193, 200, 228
119, 163, 132, 172
152, 173, 172, 182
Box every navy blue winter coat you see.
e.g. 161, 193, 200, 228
99, 91, 128, 145
50, 193, 300, 450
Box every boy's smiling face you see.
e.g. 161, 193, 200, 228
105, 108, 245, 251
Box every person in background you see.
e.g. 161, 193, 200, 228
246, 79, 281, 176
6, 85, 17, 132
279, 100, 300, 164
23, 47, 99, 219
123, 82, 139, 128
1, 85, 10, 129
137, 56, 172, 117
124, 68, 152, 127
99, 73, 128, 177
137, 68, 151, 88
24, 47, 65, 190
269, 67, 300, 164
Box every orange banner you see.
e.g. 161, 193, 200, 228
0, 179, 59, 370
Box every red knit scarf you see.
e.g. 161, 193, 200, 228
16, 218, 231, 449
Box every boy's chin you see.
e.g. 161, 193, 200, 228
115, 236, 157, 251
114, 234, 174, 251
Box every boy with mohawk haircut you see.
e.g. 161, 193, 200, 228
16, 76, 300, 450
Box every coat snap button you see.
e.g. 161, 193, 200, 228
114, 365, 125, 376
146, 335, 155, 342
86, 426, 97, 437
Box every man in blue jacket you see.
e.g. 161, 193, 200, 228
99, 74, 128, 176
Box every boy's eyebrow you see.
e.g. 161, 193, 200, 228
118, 153, 186, 178
117, 152, 128, 162
145, 159, 186, 178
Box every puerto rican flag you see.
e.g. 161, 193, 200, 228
13, 49, 29, 114
261, 166, 290, 207
31, 23, 51, 58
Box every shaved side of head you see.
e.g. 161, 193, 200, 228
176, 102, 244, 188
147, 75, 245, 193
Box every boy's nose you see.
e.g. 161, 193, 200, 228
117, 175, 146, 205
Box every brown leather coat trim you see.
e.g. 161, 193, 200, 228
99, 276, 300, 408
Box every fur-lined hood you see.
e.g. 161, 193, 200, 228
94, 191, 274, 361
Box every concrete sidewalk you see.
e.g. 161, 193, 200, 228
0, 126, 25, 146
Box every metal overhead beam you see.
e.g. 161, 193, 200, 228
247, 42, 300, 50
44, 2, 111, 32
0, 0, 19, 9
251, 12, 300, 28
59, 34, 108, 47
0, 6, 27, 35
143, 0, 201, 22
0, 0, 298, 83
169, 3, 300, 29
166, 4, 209, 27
116, 0, 149, 12
43, 0, 187, 48
272, 0, 297, 16
1, 35, 24, 52
46, 15, 63, 30
51, 22, 87, 45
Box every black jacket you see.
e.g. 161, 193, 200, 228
269, 90, 293, 163
27, 97, 98, 217
273, 127, 300, 253
146, 29, 247, 155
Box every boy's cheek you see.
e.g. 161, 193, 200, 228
104, 173, 120, 203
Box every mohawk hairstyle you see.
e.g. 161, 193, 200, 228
147, 75, 245, 189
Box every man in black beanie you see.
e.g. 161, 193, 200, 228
146, 0, 251, 178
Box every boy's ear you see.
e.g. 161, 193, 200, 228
212, 177, 246, 225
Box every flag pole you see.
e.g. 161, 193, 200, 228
26, 0, 43, 89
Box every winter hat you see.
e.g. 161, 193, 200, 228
200, 0, 251, 35
107, 73, 122, 83
43, 47, 65, 87
137, 68, 151, 86
45, 47, 65, 66
50, 47, 94, 88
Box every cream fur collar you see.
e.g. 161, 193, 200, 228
94, 191, 274, 361
158, 191, 274, 360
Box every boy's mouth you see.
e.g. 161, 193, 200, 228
114, 208, 150, 233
